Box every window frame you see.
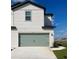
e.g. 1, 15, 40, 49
25, 11, 32, 21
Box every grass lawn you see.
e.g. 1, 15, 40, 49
53, 40, 67, 59
53, 48, 67, 59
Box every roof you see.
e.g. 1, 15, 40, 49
11, 1, 46, 10
45, 13, 53, 16
11, 1, 53, 16
42, 26, 56, 30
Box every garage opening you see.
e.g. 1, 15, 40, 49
19, 33, 49, 47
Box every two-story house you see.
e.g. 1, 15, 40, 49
11, 1, 55, 49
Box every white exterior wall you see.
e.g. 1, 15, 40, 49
12, 4, 54, 47
13, 4, 44, 32
11, 30, 18, 49
50, 30, 54, 47
11, 11, 13, 26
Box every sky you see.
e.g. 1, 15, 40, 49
11, 0, 67, 40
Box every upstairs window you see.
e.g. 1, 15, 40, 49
25, 11, 31, 21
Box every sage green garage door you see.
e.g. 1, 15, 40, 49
19, 33, 49, 46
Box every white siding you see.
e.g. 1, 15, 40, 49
50, 30, 54, 47
13, 4, 44, 32
12, 4, 54, 47
11, 30, 18, 49
11, 11, 13, 26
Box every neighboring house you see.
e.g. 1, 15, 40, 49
11, 1, 55, 49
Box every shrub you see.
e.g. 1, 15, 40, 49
54, 41, 59, 47
54, 40, 67, 47
58, 41, 67, 47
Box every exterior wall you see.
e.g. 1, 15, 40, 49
49, 30, 54, 47
13, 4, 44, 31
12, 4, 54, 47
11, 11, 13, 26
11, 30, 18, 49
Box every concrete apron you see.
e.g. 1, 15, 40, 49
11, 47, 57, 59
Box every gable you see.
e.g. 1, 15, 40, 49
12, 1, 46, 11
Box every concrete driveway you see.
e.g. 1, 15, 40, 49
11, 47, 57, 59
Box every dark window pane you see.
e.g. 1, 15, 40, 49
26, 11, 31, 16
26, 16, 31, 20
25, 11, 31, 21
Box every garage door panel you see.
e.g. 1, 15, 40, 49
20, 39, 34, 46
19, 33, 49, 46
